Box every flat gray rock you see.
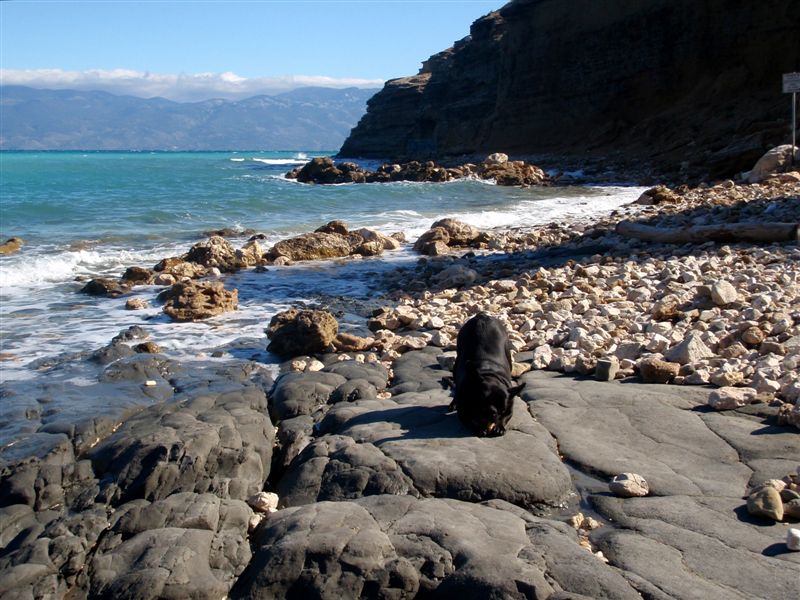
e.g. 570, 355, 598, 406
521, 371, 800, 600
593, 495, 800, 599
699, 411, 800, 486
231, 495, 641, 600
287, 389, 572, 510
522, 371, 751, 496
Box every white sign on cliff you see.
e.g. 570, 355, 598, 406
785, 73, 798, 162
784, 72, 800, 93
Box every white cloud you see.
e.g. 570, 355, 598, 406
0, 68, 384, 102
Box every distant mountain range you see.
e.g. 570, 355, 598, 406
0, 85, 379, 151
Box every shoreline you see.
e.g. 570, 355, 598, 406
1, 173, 799, 598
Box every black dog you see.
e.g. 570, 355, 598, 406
448, 312, 525, 437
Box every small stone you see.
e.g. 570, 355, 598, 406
710, 281, 738, 305
740, 326, 766, 347
532, 344, 553, 369
759, 479, 787, 492
709, 369, 744, 387
437, 352, 457, 371
595, 356, 620, 381
638, 357, 680, 383
583, 517, 602, 530
133, 341, 161, 354
567, 512, 585, 529
784, 499, 800, 519
248, 512, 266, 532
746, 486, 784, 521
125, 298, 149, 310
290, 359, 307, 372
664, 333, 714, 365
651, 295, 680, 320
306, 359, 325, 372
144, 380, 157, 387
707, 387, 757, 410
780, 489, 800, 503
609, 473, 649, 497
787, 529, 800, 551
247, 491, 279, 514
759, 341, 785, 356
511, 362, 531, 377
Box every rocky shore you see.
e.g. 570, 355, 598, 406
286, 153, 547, 186
2, 165, 800, 598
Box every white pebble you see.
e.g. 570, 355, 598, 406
609, 472, 649, 497
787, 528, 800, 551
248, 491, 279, 514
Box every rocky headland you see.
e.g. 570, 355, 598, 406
339, 0, 799, 182
2, 151, 799, 598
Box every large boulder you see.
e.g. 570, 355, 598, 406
0, 237, 24, 255
392, 160, 451, 182
413, 227, 450, 255
748, 145, 800, 183
315, 220, 350, 235
185, 236, 240, 272
266, 309, 339, 358
294, 157, 343, 184
235, 239, 264, 267
355, 228, 402, 251
159, 281, 238, 322
479, 160, 546, 186
413, 218, 483, 255
293, 158, 367, 184
267, 232, 353, 261
430, 218, 480, 245
80, 278, 131, 298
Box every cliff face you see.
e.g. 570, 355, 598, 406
339, 0, 800, 178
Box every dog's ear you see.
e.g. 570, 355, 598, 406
508, 382, 526, 398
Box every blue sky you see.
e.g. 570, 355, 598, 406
0, 0, 503, 100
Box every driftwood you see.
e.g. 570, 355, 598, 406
615, 221, 799, 244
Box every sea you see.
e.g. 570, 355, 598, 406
0, 150, 645, 449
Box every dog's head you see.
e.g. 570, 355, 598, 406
457, 370, 525, 437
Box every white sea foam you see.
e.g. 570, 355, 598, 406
229, 158, 245, 162
0, 244, 186, 289
251, 157, 308, 165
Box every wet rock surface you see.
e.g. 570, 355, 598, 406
0, 356, 275, 599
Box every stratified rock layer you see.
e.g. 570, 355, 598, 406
340, 0, 799, 179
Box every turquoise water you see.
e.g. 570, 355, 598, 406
0, 152, 641, 446
1, 150, 578, 248
0, 151, 643, 444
